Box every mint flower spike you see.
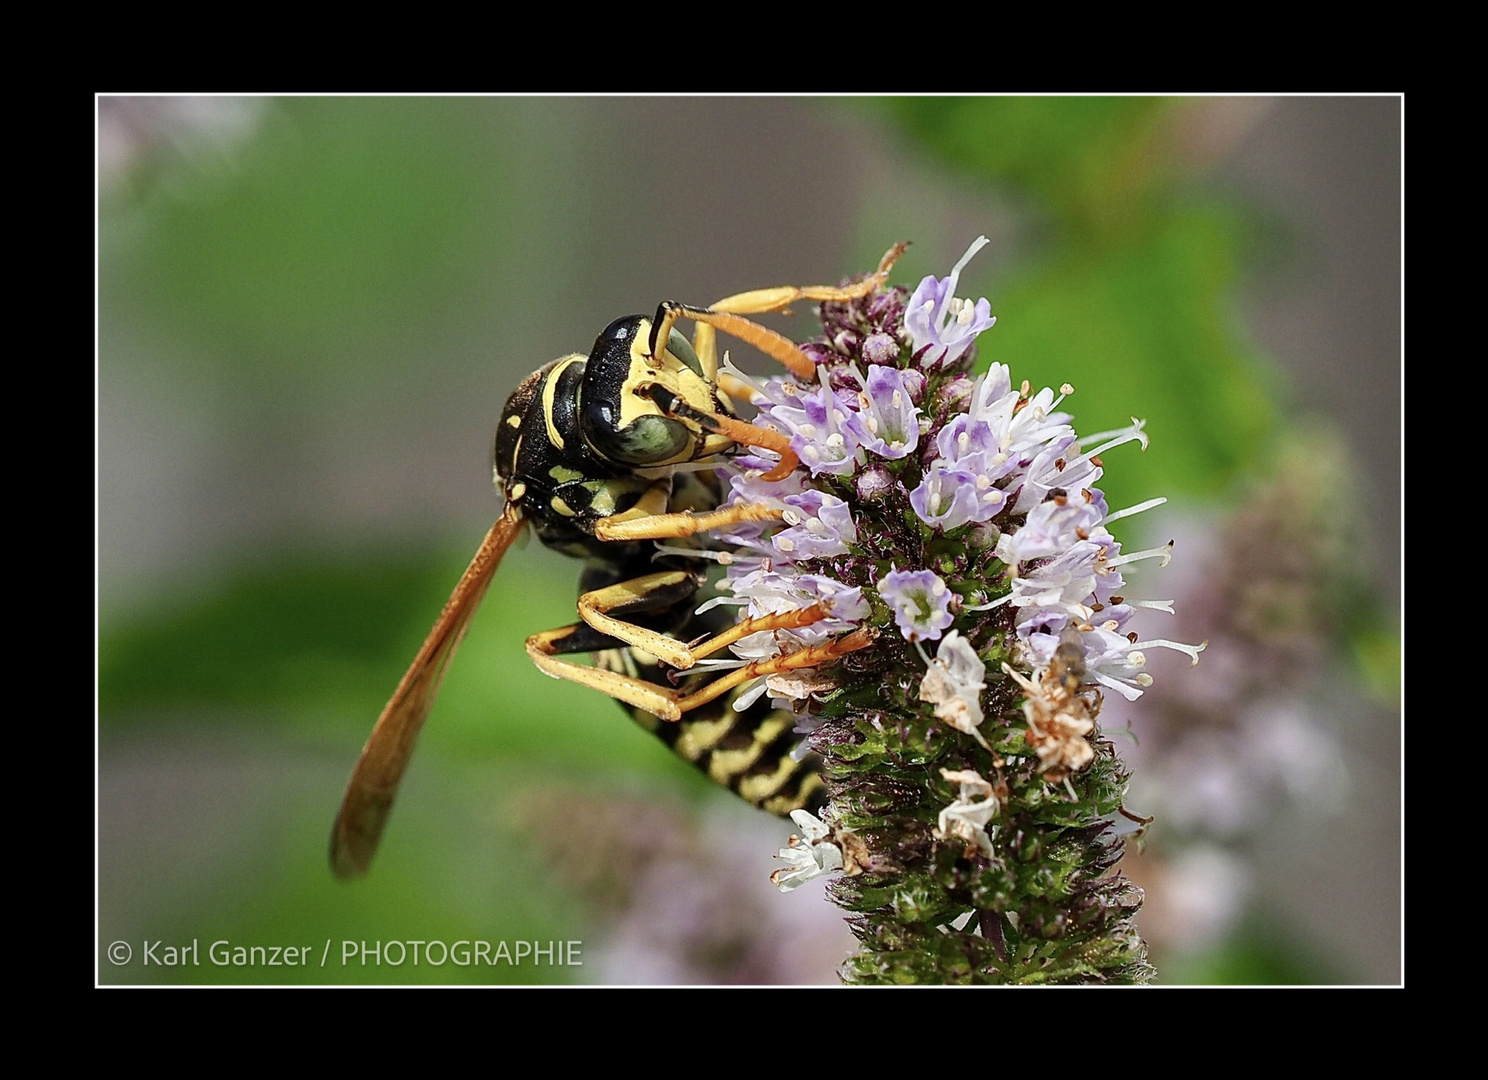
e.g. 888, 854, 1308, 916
708, 240, 1177, 983
904, 235, 996, 367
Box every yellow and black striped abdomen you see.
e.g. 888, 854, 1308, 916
597, 645, 825, 817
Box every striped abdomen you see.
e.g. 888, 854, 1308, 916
597, 645, 825, 816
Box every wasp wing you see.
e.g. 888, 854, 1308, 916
330, 505, 526, 879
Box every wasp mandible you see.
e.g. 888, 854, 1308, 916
331, 245, 908, 878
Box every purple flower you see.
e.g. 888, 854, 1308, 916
851, 365, 921, 460
721, 566, 867, 655
763, 382, 864, 477
773, 490, 858, 560
928, 416, 1014, 525
878, 567, 955, 642
909, 462, 982, 532
904, 236, 996, 368
998, 494, 1107, 564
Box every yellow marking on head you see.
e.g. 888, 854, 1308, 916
508, 481, 527, 501
540, 355, 586, 452
505, 414, 521, 428
608, 320, 732, 467
586, 483, 617, 517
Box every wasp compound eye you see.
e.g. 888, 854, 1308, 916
584, 407, 694, 466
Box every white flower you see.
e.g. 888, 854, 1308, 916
770, 809, 844, 892
918, 631, 990, 750
935, 769, 1001, 857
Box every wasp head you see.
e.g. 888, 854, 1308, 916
579, 316, 735, 468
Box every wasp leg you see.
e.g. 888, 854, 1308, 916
676, 628, 878, 713
526, 567, 698, 720
527, 622, 876, 723
595, 499, 783, 543
527, 624, 689, 721
575, 570, 836, 670
527, 571, 873, 721
716, 370, 756, 403
654, 242, 909, 380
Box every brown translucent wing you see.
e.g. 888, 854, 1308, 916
330, 505, 526, 879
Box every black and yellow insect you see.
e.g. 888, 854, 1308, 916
330, 247, 905, 878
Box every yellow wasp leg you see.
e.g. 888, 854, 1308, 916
716, 371, 755, 402
675, 628, 878, 713
527, 621, 876, 723
595, 499, 784, 543
668, 242, 909, 381
574, 570, 833, 670
526, 627, 687, 721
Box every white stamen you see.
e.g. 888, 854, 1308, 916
964, 593, 1014, 612
1106, 541, 1174, 569
1104, 496, 1167, 524
693, 657, 750, 671
946, 235, 990, 293
695, 595, 750, 614
1136, 638, 1208, 665
652, 543, 738, 563
1133, 599, 1175, 614
1077, 418, 1149, 454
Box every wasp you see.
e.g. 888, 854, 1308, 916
331, 246, 907, 878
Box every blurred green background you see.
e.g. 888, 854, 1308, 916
97, 96, 1400, 985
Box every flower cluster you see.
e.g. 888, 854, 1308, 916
713, 238, 1200, 742
697, 239, 1198, 982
